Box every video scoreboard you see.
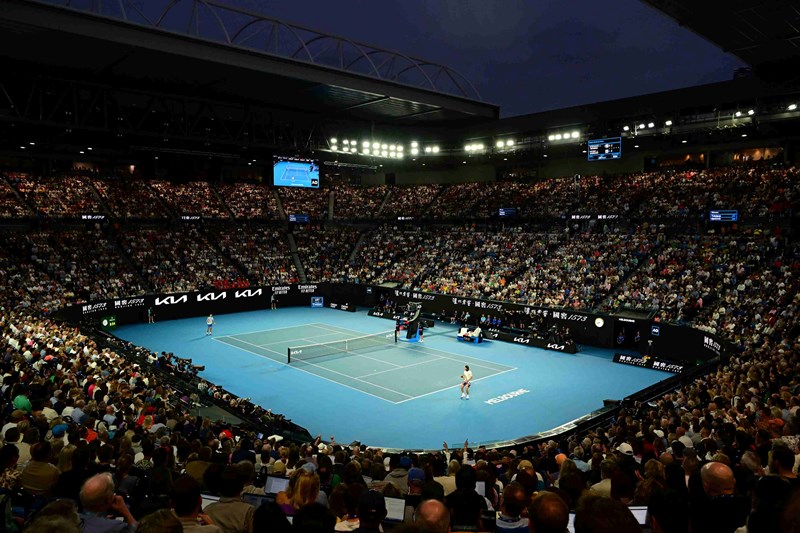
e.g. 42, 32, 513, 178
709, 210, 738, 222
587, 137, 622, 161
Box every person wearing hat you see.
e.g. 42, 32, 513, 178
403, 467, 427, 519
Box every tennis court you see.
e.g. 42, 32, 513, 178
214, 323, 515, 403
274, 161, 314, 186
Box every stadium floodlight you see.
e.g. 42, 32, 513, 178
362, 141, 370, 148
424, 147, 432, 153
747, 109, 754, 115
571, 131, 579, 139
397, 145, 403, 151
381, 150, 388, 157
363, 149, 370, 155
350, 140, 356, 146
390, 144, 396, 151
496, 140, 505, 148
742, 134, 748, 137
411, 148, 419, 155
350, 147, 357, 153
411, 141, 418, 147
647, 122, 655, 128
734, 111, 742, 117
681, 140, 687, 143
389, 151, 396, 158
476, 143, 484, 150
789, 104, 798, 111
634, 145, 639, 148
554, 134, 562, 140
19, 146, 25, 149
397, 152, 404, 159
638, 123, 646, 129
373, 142, 380, 149
547, 135, 555, 141
432, 146, 440, 153
623, 125, 630, 131
330, 137, 337, 144
343, 139, 349, 145
381, 144, 388, 149
665, 120, 673, 126
79, 150, 85, 154
506, 139, 514, 147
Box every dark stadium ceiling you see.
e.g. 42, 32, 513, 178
641, 0, 800, 83
0, 0, 498, 128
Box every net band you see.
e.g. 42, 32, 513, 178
288, 330, 397, 363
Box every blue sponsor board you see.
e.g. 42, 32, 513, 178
311, 296, 324, 308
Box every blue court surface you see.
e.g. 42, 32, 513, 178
274, 161, 317, 188
113, 308, 670, 449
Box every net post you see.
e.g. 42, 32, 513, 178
287, 347, 291, 364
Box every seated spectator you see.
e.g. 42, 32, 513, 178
495, 482, 528, 533
135, 508, 182, 533
171, 474, 221, 533
293, 502, 336, 533
21, 441, 59, 497
445, 466, 487, 531
354, 490, 387, 533
204, 465, 256, 533
527, 491, 569, 533
690, 461, 749, 533
573, 493, 640, 533
588, 458, 617, 498
414, 498, 450, 533
79, 472, 137, 532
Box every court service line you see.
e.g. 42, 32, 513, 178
394, 367, 517, 404
355, 356, 444, 379
212, 338, 402, 404
216, 336, 412, 400
214, 322, 325, 339
402, 344, 515, 372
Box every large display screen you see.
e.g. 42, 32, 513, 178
709, 210, 738, 222
587, 137, 622, 161
273, 156, 320, 188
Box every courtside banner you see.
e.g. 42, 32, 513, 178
60, 283, 728, 363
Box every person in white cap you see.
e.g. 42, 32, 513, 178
206, 314, 216, 336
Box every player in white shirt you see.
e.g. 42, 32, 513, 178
461, 365, 473, 400
206, 314, 216, 336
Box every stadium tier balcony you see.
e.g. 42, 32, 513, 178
217, 182, 282, 220
332, 184, 388, 220
92, 178, 171, 219
293, 224, 361, 282
149, 181, 231, 219
211, 225, 298, 285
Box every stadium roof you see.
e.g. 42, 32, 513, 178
641, 0, 800, 83
0, 0, 498, 127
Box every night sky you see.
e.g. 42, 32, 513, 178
231, 0, 744, 117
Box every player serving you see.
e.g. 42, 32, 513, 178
460, 365, 472, 400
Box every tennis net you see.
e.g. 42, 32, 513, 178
287, 330, 397, 363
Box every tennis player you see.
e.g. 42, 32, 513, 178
206, 314, 216, 336
460, 365, 473, 400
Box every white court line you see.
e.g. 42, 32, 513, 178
355, 356, 444, 379
212, 337, 404, 404
214, 322, 327, 339
217, 336, 412, 399
290, 337, 402, 368
394, 367, 518, 404
401, 343, 514, 373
